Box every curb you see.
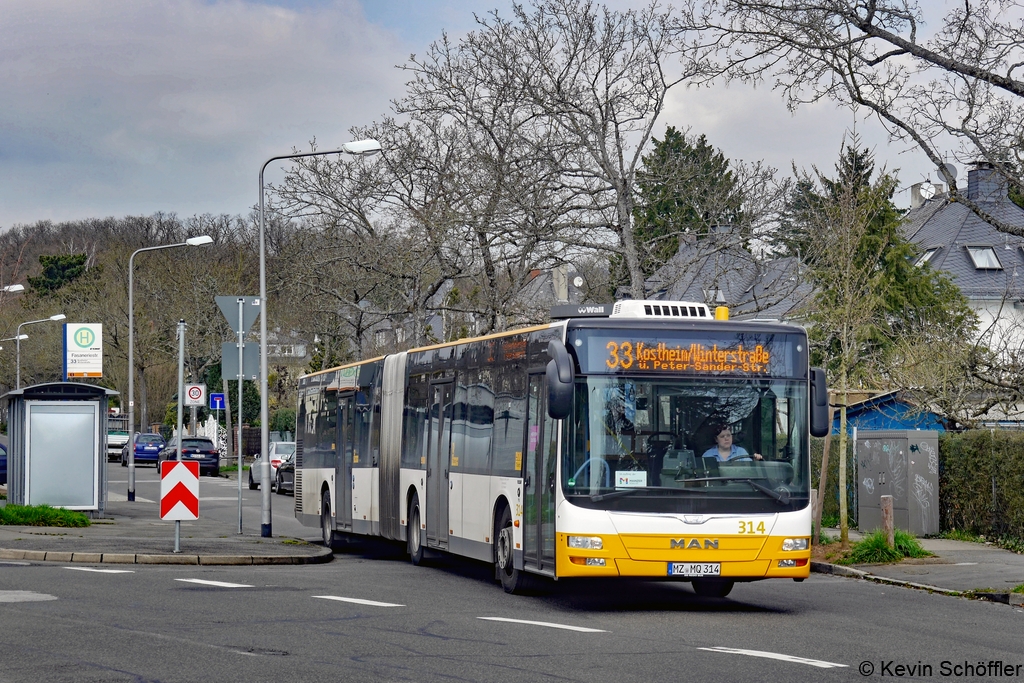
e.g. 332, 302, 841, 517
811, 561, 1024, 605
0, 546, 333, 566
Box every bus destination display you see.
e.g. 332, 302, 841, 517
604, 340, 770, 373
573, 330, 801, 377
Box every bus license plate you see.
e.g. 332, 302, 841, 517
668, 562, 720, 577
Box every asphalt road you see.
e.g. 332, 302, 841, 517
4, 549, 1024, 682
2, 469, 1023, 682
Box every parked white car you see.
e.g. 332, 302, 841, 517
248, 441, 296, 490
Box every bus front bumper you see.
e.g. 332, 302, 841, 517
555, 532, 811, 580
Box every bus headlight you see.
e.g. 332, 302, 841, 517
568, 536, 603, 550
781, 538, 809, 551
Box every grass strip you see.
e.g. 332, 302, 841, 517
0, 505, 91, 527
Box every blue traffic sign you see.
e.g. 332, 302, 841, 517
209, 393, 226, 410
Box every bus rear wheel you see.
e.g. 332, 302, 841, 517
691, 578, 734, 598
408, 495, 425, 566
321, 490, 335, 549
495, 506, 529, 594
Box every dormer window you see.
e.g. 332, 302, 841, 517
915, 248, 939, 267
967, 246, 1002, 269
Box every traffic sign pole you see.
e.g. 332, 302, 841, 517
237, 298, 245, 535
215, 295, 260, 536
175, 319, 186, 553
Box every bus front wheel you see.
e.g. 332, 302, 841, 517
495, 506, 529, 593
408, 495, 425, 566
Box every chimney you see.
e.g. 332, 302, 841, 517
967, 161, 1008, 202
552, 264, 569, 304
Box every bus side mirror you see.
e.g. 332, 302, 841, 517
547, 339, 574, 420
809, 367, 830, 437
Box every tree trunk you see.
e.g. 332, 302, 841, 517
838, 384, 849, 545
813, 402, 835, 544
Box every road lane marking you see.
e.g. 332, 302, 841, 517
64, 567, 135, 574
176, 579, 253, 588
699, 646, 847, 669
0, 590, 57, 603
954, 562, 978, 566
477, 617, 607, 633
313, 595, 405, 607
0, 561, 30, 566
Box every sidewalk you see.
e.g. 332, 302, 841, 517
0, 497, 332, 566
812, 529, 1024, 606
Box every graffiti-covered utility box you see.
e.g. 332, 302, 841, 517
856, 430, 939, 536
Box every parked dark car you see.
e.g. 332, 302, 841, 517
157, 437, 220, 477
121, 433, 166, 467
274, 454, 294, 495
0, 441, 7, 486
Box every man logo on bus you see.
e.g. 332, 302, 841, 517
74, 327, 96, 348
670, 538, 719, 549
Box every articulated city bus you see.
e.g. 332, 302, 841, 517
293, 300, 830, 596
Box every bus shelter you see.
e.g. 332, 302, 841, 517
3, 382, 117, 512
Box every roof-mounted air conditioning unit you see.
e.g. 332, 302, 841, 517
610, 300, 711, 319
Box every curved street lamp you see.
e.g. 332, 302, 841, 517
257, 138, 381, 536
126, 235, 214, 501
16, 314, 66, 389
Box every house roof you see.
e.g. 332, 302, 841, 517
645, 234, 812, 319
903, 166, 1024, 299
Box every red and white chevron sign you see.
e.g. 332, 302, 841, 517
160, 460, 200, 520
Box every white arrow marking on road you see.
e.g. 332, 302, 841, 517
477, 617, 607, 633
176, 579, 253, 588
64, 567, 135, 574
313, 595, 405, 607
699, 646, 848, 669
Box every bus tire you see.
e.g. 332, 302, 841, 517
691, 579, 734, 598
408, 495, 425, 566
495, 505, 529, 594
321, 490, 335, 549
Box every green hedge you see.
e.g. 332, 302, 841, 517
940, 430, 1024, 539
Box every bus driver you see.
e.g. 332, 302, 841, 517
702, 424, 763, 462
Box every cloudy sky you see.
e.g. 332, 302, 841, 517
0, 0, 941, 229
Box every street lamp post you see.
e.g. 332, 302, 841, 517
127, 235, 213, 502
257, 138, 381, 537
16, 314, 67, 389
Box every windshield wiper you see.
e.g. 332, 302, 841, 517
685, 477, 792, 505
585, 486, 698, 502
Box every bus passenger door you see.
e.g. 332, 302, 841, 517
337, 395, 354, 530
524, 374, 557, 574
426, 382, 453, 549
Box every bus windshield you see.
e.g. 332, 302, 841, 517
562, 376, 809, 514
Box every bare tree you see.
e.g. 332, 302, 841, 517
678, 0, 1024, 234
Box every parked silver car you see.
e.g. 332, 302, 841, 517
247, 441, 295, 490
